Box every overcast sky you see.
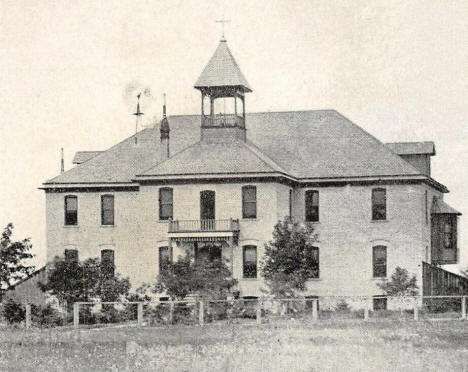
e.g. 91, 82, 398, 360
1, 0, 467, 270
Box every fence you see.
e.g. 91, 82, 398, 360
2, 295, 466, 329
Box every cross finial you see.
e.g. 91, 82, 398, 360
215, 16, 230, 41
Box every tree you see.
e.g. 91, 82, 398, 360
261, 218, 318, 298
39, 256, 130, 310
377, 266, 418, 313
0, 223, 35, 297
154, 253, 237, 300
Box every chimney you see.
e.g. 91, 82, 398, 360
60, 148, 64, 173
160, 94, 170, 161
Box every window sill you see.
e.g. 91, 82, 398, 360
371, 220, 388, 223
158, 220, 170, 223
63, 225, 79, 228
241, 218, 258, 222
371, 277, 387, 280
305, 221, 320, 225
100, 225, 115, 228
240, 278, 258, 281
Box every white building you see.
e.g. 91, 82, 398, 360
39, 38, 466, 307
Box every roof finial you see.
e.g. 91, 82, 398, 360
133, 93, 144, 144
163, 93, 167, 118
215, 16, 230, 41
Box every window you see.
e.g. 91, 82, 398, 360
373, 296, 387, 311
289, 189, 293, 218
373, 245, 387, 278
242, 186, 257, 219
306, 246, 320, 278
372, 188, 386, 220
101, 195, 114, 225
101, 249, 115, 278
64, 195, 78, 225
443, 221, 453, 249
305, 190, 319, 222
64, 249, 78, 263
243, 245, 257, 278
159, 246, 172, 272
305, 295, 319, 310
159, 188, 173, 220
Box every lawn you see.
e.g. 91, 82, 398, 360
1, 320, 467, 371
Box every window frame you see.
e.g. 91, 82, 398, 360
159, 187, 173, 221
242, 245, 257, 279
372, 245, 387, 278
242, 186, 257, 219
101, 194, 115, 226
64, 195, 78, 226
371, 188, 387, 221
305, 190, 319, 222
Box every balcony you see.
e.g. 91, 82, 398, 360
202, 114, 245, 128
168, 219, 240, 243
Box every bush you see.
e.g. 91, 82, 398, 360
2, 299, 25, 324
31, 304, 64, 327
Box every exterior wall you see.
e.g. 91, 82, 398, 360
45, 181, 435, 298
400, 154, 431, 176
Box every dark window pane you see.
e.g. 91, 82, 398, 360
65, 196, 78, 225
373, 245, 387, 278
64, 249, 78, 263
306, 246, 320, 278
159, 188, 173, 220
243, 245, 257, 278
372, 189, 386, 220
101, 249, 115, 278
305, 191, 319, 222
159, 246, 172, 272
242, 186, 257, 219
195, 243, 221, 263
101, 195, 114, 225
373, 297, 387, 311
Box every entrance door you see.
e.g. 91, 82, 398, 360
200, 190, 215, 230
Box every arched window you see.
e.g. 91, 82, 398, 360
242, 186, 257, 219
372, 245, 387, 278
101, 194, 114, 225
159, 188, 173, 220
306, 246, 320, 278
101, 249, 115, 278
64, 195, 78, 225
305, 190, 319, 222
372, 188, 386, 220
243, 245, 257, 278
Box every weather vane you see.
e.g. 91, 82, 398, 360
215, 16, 230, 41
133, 93, 144, 144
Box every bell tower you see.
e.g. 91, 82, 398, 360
194, 37, 252, 141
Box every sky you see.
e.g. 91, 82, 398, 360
0, 0, 467, 271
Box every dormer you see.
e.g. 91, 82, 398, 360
386, 141, 435, 176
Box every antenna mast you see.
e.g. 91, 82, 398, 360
60, 148, 64, 173
133, 93, 144, 144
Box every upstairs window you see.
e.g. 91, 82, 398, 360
373, 245, 387, 278
242, 186, 257, 219
159, 188, 173, 220
101, 249, 115, 278
64, 195, 78, 225
159, 246, 172, 272
101, 195, 114, 225
64, 248, 78, 263
243, 245, 257, 278
306, 246, 320, 278
443, 221, 454, 249
372, 188, 386, 221
305, 190, 319, 222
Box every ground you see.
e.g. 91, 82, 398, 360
1, 320, 467, 371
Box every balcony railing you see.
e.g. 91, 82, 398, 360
168, 219, 240, 233
202, 114, 245, 128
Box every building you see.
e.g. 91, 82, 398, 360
41, 37, 466, 306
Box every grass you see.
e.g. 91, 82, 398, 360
1, 319, 467, 371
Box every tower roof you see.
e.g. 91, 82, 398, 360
194, 40, 252, 92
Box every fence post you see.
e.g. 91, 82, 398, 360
256, 301, 262, 325
312, 299, 318, 321
462, 296, 466, 320
413, 298, 419, 321
137, 303, 143, 327
364, 298, 369, 321
169, 301, 174, 324
199, 300, 204, 326
73, 303, 79, 329
25, 304, 31, 329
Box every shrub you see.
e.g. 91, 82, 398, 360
2, 299, 25, 324
31, 304, 64, 327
